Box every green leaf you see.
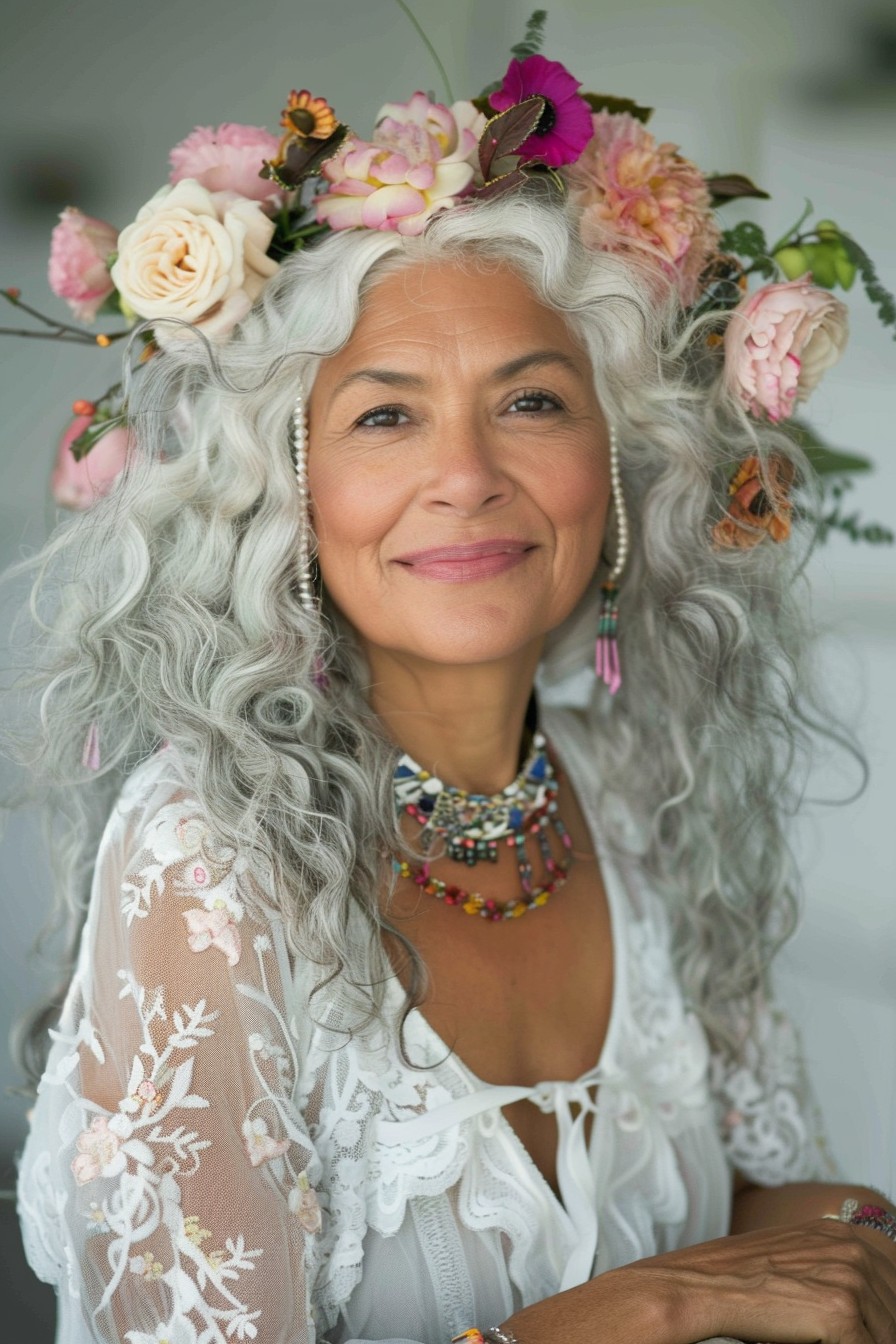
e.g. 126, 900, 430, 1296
510, 10, 548, 60
706, 172, 770, 205
719, 220, 770, 261
69, 415, 127, 463
837, 233, 896, 340
785, 419, 873, 476
581, 92, 653, 124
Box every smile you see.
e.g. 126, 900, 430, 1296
392, 540, 536, 583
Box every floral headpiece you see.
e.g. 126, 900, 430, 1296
3, 9, 893, 545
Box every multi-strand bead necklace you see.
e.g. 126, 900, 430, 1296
391, 731, 574, 921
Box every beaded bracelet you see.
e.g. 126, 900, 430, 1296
823, 1196, 896, 1243
452, 1328, 521, 1344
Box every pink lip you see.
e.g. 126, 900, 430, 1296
393, 539, 536, 583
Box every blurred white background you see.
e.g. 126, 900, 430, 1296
1, 0, 894, 1336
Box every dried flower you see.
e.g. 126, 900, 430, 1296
712, 454, 796, 549
568, 111, 720, 305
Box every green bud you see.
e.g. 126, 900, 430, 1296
804, 242, 837, 288
773, 245, 809, 280
814, 218, 841, 241
833, 245, 857, 291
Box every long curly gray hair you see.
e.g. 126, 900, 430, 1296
4, 192, 856, 1086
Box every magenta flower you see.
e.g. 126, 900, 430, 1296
48, 207, 118, 322
489, 55, 593, 168
169, 123, 285, 205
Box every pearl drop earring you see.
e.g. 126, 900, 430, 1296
291, 390, 317, 615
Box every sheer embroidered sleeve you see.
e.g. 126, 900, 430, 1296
708, 989, 840, 1187
17, 755, 323, 1344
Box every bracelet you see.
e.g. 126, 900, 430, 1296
452, 1328, 521, 1344
822, 1197, 896, 1243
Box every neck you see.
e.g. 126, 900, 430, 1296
361, 639, 543, 795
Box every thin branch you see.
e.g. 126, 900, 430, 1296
392, 0, 455, 103
0, 326, 99, 343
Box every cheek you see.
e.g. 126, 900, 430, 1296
308, 461, 402, 582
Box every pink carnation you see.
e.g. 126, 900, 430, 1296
567, 112, 720, 306
724, 276, 849, 423
169, 123, 285, 205
50, 417, 131, 510
315, 95, 479, 236
48, 208, 118, 322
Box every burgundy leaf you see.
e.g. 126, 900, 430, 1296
479, 96, 544, 180
706, 172, 770, 203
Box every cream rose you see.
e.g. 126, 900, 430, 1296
110, 178, 279, 341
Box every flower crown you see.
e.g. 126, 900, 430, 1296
2, 9, 893, 546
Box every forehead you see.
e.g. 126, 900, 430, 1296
331, 259, 584, 365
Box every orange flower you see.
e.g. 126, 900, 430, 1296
280, 90, 338, 142
711, 454, 795, 550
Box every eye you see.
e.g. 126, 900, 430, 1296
506, 390, 564, 415
355, 404, 409, 429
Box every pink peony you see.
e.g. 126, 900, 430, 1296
170, 122, 285, 206
567, 112, 721, 306
315, 94, 480, 236
724, 276, 849, 422
48, 208, 118, 322
51, 417, 131, 510
373, 92, 483, 169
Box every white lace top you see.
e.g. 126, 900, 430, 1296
17, 705, 832, 1344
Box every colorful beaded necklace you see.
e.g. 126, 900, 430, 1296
392, 730, 574, 921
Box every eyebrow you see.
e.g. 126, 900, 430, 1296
328, 349, 585, 401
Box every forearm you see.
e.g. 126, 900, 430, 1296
730, 1179, 896, 1234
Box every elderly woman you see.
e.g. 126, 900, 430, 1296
13, 189, 896, 1344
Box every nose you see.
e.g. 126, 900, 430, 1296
420, 419, 515, 517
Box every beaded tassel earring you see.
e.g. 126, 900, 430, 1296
595, 425, 628, 695
291, 389, 317, 615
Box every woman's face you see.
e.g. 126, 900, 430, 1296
307, 260, 611, 670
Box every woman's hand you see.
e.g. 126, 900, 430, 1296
504, 1218, 896, 1344
628, 1217, 896, 1344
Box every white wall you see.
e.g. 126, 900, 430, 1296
1, 0, 893, 1192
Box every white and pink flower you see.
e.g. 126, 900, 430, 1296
169, 122, 285, 206
48, 208, 118, 322
242, 1117, 289, 1167
315, 94, 483, 236
568, 111, 720, 306
183, 905, 242, 965
288, 1171, 322, 1233
724, 276, 849, 422
72, 1116, 124, 1185
110, 178, 279, 342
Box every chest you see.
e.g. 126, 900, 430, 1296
386, 859, 615, 1197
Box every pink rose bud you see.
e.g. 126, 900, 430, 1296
48, 208, 118, 323
50, 416, 131, 510
723, 276, 849, 423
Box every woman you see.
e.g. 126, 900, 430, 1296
13, 192, 896, 1344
